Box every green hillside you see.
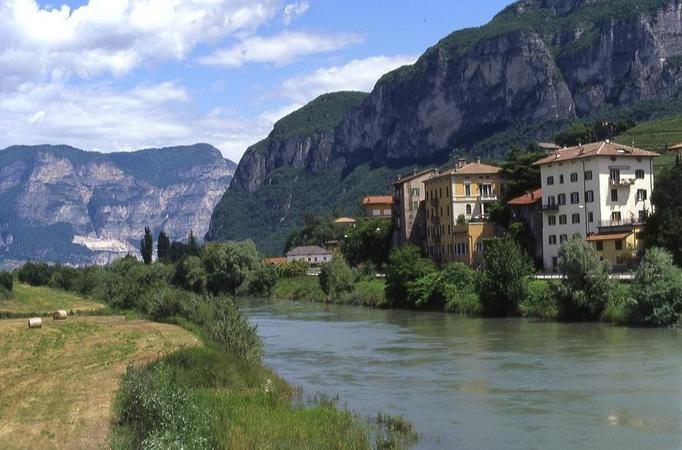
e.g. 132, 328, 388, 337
614, 115, 682, 174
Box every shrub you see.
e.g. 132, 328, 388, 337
202, 241, 261, 295
480, 237, 534, 316
627, 247, 682, 326
17, 262, 53, 286
240, 263, 278, 298
272, 277, 326, 302
173, 256, 207, 293
385, 245, 436, 308
554, 235, 612, 321
602, 283, 632, 324
319, 256, 355, 300
520, 281, 557, 319
0, 271, 13, 291
276, 260, 308, 278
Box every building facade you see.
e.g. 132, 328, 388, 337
535, 141, 658, 272
285, 246, 333, 264
362, 196, 393, 219
423, 161, 504, 266
391, 169, 437, 248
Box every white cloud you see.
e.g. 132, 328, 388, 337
0, 80, 272, 163
198, 31, 362, 67
282, 1, 309, 25
278, 54, 418, 104
0, 0, 282, 87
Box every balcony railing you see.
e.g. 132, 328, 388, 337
541, 204, 559, 212
609, 178, 634, 188
599, 218, 645, 228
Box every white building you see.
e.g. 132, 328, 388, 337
534, 141, 658, 272
285, 246, 333, 264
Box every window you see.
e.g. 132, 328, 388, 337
585, 190, 594, 203
558, 194, 566, 205
639, 210, 648, 222
570, 172, 578, 182
548, 216, 556, 226
596, 241, 604, 251
588, 212, 594, 223
547, 176, 555, 186
481, 203, 490, 216
447, 206, 450, 216
560, 234, 568, 244
584, 170, 593, 180
636, 189, 648, 202
615, 240, 624, 251
480, 184, 493, 198
439, 188, 443, 199
466, 204, 472, 215
610, 168, 620, 183
475, 242, 484, 253
635, 169, 645, 179
611, 189, 618, 202
465, 184, 471, 197
572, 213, 581, 224
611, 211, 622, 223
549, 235, 557, 245
547, 195, 556, 205
413, 201, 419, 210
570, 192, 580, 204
559, 174, 564, 184
559, 215, 567, 225
411, 188, 420, 196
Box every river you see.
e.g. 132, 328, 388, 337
240, 299, 682, 450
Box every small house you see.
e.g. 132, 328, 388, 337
286, 246, 333, 264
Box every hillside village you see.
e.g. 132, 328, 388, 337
286, 140, 660, 274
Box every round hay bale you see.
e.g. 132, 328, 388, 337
53, 310, 68, 320
28, 318, 42, 329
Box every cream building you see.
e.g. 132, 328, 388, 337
534, 141, 658, 272
391, 169, 437, 249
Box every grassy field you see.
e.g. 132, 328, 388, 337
0, 286, 199, 450
615, 116, 682, 151
0, 284, 105, 315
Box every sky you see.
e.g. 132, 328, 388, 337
0, 0, 512, 162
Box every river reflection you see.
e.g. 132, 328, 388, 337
239, 299, 682, 450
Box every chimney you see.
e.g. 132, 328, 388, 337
476, 156, 481, 164
457, 158, 466, 169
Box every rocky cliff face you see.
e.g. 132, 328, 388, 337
0, 144, 234, 265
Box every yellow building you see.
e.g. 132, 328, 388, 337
423, 160, 504, 266
362, 196, 393, 219
587, 226, 643, 270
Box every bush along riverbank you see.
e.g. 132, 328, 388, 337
272, 236, 682, 327
13, 249, 417, 449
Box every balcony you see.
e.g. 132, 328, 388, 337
541, 204, 559, 212
480, 193, 498, 202
609, 178, 634, 188
598, 218, 643, 232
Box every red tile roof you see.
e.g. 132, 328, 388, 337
587, 232, 632, 242
534, 141, 659, 166
508, 188, 542, 205
362, 196, 393, 205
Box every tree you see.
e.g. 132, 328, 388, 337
340, 218, 393, 268
187, 230, 201, 257
480, 237, 534, 316
140, 227, 153, 264
157, 231, 170, 262
173, 255, 207, 293
284, 216, 343, 253
385, 245, 436, 308
319, 256, 355, 299
644, 156, 682, 266
554, 235, 612, 321
500, 145, 544, 202
628, 247, 682, 326
201, 241, 261, 295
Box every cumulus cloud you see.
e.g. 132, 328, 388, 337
0, 81, 271, 163
278, 54, 418, 104
0, 0, 281, 87
282, 1, 309, 25
199, 31, 362, 67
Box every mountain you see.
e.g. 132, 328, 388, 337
208, 0, 682, 253
0, 144, 235, 266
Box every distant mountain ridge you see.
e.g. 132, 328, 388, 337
0, 144, 235, 266
207, 0, 682, 254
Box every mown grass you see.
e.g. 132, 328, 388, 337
0, 315, 199, 450
0, 283, 105, 316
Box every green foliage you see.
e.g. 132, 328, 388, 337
17, 262, 53, 286
272, 276, 326, 302
480, 237, 534, 317
156, 231, 170, 262
140, 227, 153, 265
644, 156, 682, 266
338, 279, 387, 308
340, 218, 393, 268
405, 263, 480, 312
519, 281, 557, 320
241, 263, 278, 298
201, 241, 261, 295
0, 271, 13, 291
615, 115, 682, 151
602, 283, 633, 324
173, 256, 207, 294
385, 245, 436, 308
319, 256, 356, 300
500, 146, 543, 201
554, 235, 612, 321
276, 260, 309, 278
285, 216, 343, 253
554, 119, 636, 147
627, 247, 682, 326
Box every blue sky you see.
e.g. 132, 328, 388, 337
1, 0, 512, 162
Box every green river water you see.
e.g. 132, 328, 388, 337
240, 299, 682, 449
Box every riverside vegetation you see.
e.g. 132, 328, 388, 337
7, 242, 417, 450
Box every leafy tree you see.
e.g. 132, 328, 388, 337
187, 230, 201, 257
173, 256, 207, 294
169, 241, 188, 262
628, 247, 682, 326
0, 271, 13, 291
340, 218, 393, 268
201, 241, 261, 295
319, 256, 355, 299
644, 156, 682, 266
277, 260, 309, 278
17, 262, 53, 286
500, 145, 544, 201
554, 235, 612, 321
480, 237, 534, 316
284, 216, 343, 253
157, 231, 171, 262
242, 263, 278, 297
385, 245, 436, 308
140, 227, 153, 264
